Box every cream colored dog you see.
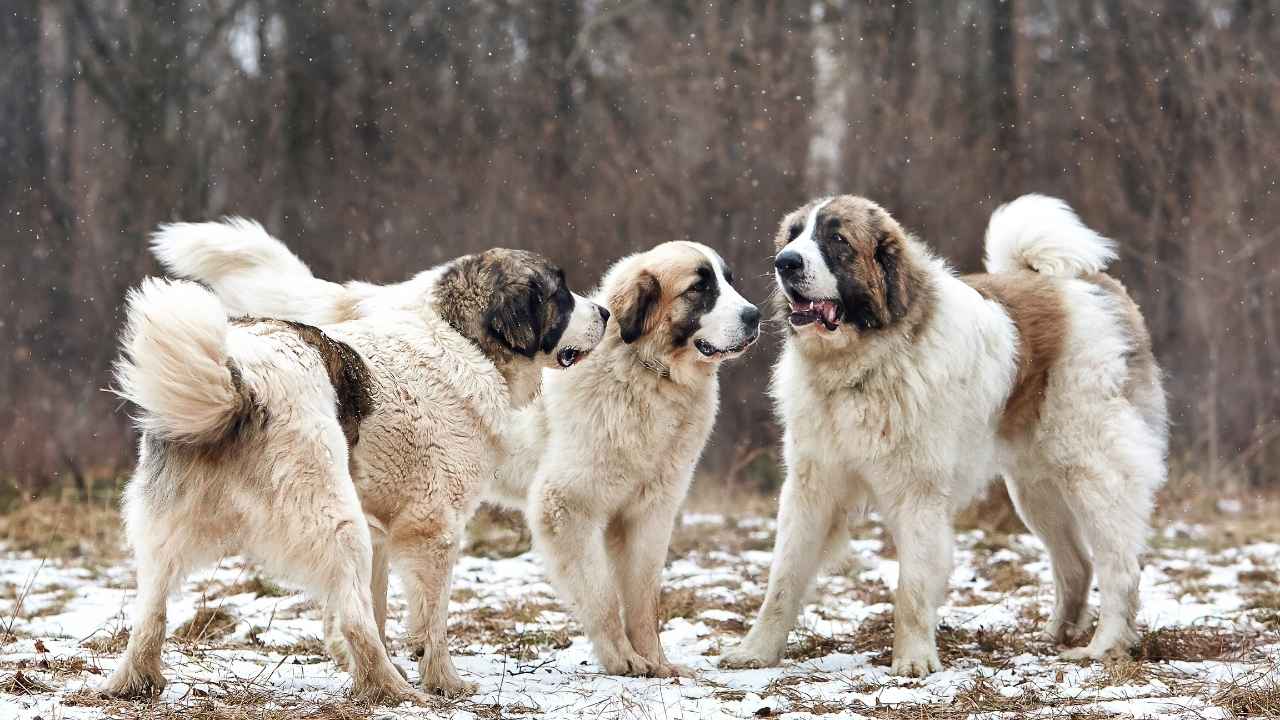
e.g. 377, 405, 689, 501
490, 241, 761, 677
721, 195, 1167, 676
108, 227, 606, 703
162, 232, 762, 678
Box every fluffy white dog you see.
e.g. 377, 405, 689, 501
721, 195, 1167, 676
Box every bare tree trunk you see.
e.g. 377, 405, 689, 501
991, 0, 1018, 194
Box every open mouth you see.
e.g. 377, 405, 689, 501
556, 347, 588, 368
694, 333, 759, 359
788, 296, 842, 331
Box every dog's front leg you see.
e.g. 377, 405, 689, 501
388, 514, 475, 697
531, 482, 654, 677
608, 499, 691, 678
720, 457, 846, 669
882, 494, 952, 677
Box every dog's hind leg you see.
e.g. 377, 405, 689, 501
1056, 462, 1154, 662
102, 489, 198, 699
266, 453, 425, 705
1004, 468, 1093, 645
322, 535, 404, 680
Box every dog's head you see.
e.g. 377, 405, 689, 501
434, 249, 608, 376
601, 241, 760, 378
772, 196, 921, 343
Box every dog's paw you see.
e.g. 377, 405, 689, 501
718, 646, 780, 670
424, 677, 477, 698
1045, 606, 1095, 645
419, 662, 477, 698
100, 663, 166, 699
889, 650, 942, 678
651, 662, 696, 679
353, 681, 434, 707
600, 648, 657, 677
1060, 643, 1127, 664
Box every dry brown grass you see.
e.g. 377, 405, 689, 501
0, 497, 123, 562
174, 606, 239, 643
982, 559, 1036, 594
0, 669, 53, 694
0, 652, 100, 679
1210, 669, 1280, 717
1243, 588, 1280, 629
449, 598, 570, 660
82, 627, 130, 654
63, 687, 378, 720
206, 575, 293, 600
1132, 625, 1258, 662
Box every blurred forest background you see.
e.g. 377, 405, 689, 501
1, 1, 1277, 499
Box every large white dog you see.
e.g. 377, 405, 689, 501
108, 233, 606, 703
721, 195, 1167, 676
157, 230, 761, 678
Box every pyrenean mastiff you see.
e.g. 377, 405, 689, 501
107, 228, 606, 703
721, 194, 1167, 676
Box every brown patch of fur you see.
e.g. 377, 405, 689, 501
963, 272, 1067, 439
237, 318, 375, 448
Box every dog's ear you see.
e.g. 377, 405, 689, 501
874, 227, 911, 322
488, 284, 541, 357
610, 271, 661, 344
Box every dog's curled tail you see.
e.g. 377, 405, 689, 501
151, 218, 352, 325
152, 217, 313, 282
983, 194, 1117, 278
114, 278, 254, 445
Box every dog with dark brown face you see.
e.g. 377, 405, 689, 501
426, 248, 609, 404
723, 194, 1167, 676
487, 240, 761, 678
105, 222, 607, 704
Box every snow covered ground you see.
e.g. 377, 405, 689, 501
0, 510, 1277, 719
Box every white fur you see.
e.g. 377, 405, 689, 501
682, 242, 758, 353
984, 194, 1117, 277
777, 198, 838, 298
151, 218, 354, 325
113, 278, 245, 444
723, 199, 1166, 677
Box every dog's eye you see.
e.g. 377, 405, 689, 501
788, 225, 802, 241
830, 232, 844, 244
688, 278, 710, 294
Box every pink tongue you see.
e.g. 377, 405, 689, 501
818, 301, 838, 324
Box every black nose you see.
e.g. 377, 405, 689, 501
775, 250, 804, 275
598, 305, 610, 324
741, 305, 761, 331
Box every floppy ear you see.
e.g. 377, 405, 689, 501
610, 271, 661, 344
874, 228, 911, 322
487, 285, 541, 357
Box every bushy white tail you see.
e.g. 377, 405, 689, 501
114, 278, 252, 444
983, 194, 1117, 278
151, 218, 352, 325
